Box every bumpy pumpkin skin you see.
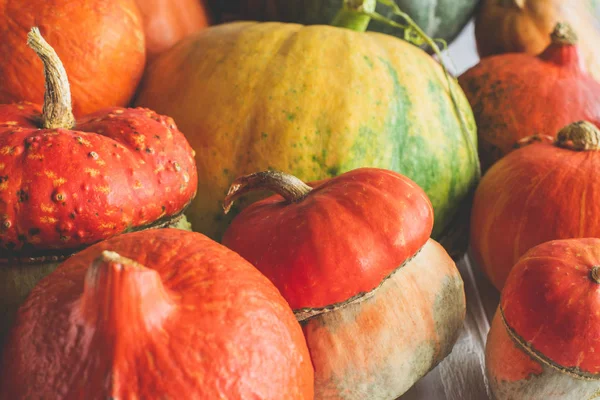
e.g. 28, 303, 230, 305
135, 0, 210, 60
135, 22, 479, 243
0, 0, 146, 116
304, 239, 465, 399
486, 239, 600, 399
0, 229, 314, 399
470, 128, 600, 290
459, 30, 600, 172
476, 0, 600, 82
0, 100, 197, 347
210, 0, 479, 45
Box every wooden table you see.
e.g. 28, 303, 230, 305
400, 252, 500, 400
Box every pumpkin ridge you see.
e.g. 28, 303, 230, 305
295, 244, 424, 322
500, 306, 600, 381
512, 151, 565, 263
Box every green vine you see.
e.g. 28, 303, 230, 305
342, 0, 481, 181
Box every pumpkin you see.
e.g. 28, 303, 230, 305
459, 23, 600, 172
221, 168, 466, 399
135, 0, 211, 60
470, 120, 600, 290
0, 28, 197, 346
210, 0, 479, 46
0, 228, 314, 398
486, 238, 600, 399
476, 0, 600, 82
134, 4, 480, 257
0, 0, 145, 117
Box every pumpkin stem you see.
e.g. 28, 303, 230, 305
591, 266, 600, 284
331, 0, 376, 32
26, 27, 75, 130
223, 171, 313, 214
550, 22, 578, 46
555, 121, 600, 151
81, 251, 175, 334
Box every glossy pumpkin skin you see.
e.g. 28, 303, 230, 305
0, 102, 197, 347
222, 168, 465, 398
486, 239, 600, 399
135, 0, 210, 59
0, 0, 146, 117
0, 229, 314, 399
210, 0, 479, 45
470, 132, 600, 290
476, 0, 600, 82
135, 22, 479, 244
459, 31, 600, 172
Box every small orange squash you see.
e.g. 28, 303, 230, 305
487, 238, 600, 399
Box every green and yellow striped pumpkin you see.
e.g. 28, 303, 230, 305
135, 13, 479, 254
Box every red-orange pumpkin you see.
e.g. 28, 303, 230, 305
0, 229, 314, 399
0, 0, 146, 116
222, 168, 465, 399
471, 121, 600, 290
135, 0, 210, 60
486, 238, 600, 399
0, 28, 197, 348
459, 23, 600, 172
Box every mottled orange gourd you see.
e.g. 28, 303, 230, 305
135, 0, 210, 59
487, 238, 600, 399
0, 0, 146, 116
222, 168, 465, 399
459, 23, 600, 171
0, 229, 314, 399
471, 121, 600, 290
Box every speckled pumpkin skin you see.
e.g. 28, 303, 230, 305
0, 229, 314, 399
0, 102, 197, 347
210, 0, 479, 45
0, 0, 146, 117
304, 239, 465, 399
135, 22, 479, 243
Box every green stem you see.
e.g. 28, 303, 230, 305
331, 0, 377, 32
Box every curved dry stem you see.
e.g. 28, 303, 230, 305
27, 27, 75, 130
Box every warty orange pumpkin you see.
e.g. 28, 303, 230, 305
0, 28, 197, 347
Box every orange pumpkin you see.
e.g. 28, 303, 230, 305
222, 168, 465, 398
487, 238, 600, 399
0, 0, 145, 117
136, 0, 211, 60
476, 0, 600, 81
459, 23, 600, 172
471, 121, 600, 290
0, 229, 314, 398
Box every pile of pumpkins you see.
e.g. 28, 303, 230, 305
0, 0, 599, 398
